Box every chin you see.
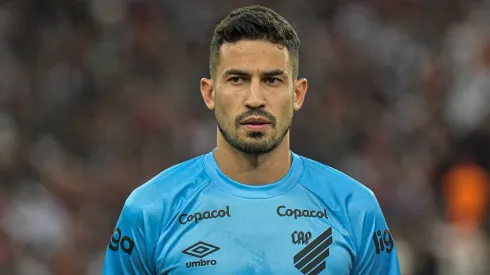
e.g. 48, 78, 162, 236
237, 144, 277, 155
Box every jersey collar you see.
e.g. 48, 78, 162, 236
203, 149, 303, 199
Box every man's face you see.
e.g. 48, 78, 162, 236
212, 40, 296, 154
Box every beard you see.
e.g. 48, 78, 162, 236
216, 108, 292, 155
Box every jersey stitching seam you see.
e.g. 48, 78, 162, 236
202, 152, 305, 199
152, 180, 213, 272
210, 178, 298, 199
296, 169, 358, 265
150, 157, 212, 270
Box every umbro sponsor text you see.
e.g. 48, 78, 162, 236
277, 206, 328, 219
179, 206, 231, 225
182, 242, 220, 269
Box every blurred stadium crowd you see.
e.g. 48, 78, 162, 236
1, 0, 490, 274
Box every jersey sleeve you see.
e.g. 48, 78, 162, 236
350, 193, 401, 275
102, 200, 155, 275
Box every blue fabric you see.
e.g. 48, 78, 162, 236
102, 150, 400, 274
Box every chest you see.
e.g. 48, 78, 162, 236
154, 200, 354, 275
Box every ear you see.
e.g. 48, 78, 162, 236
200, 78, 215, 111
293, 78, 308, 111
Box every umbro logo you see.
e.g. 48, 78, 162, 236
182, 242, 220, 268
293, 227, 333, 275
182, 242, 220, 258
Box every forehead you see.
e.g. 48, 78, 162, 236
217, 40, 290, 75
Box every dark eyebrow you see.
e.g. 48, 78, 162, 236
222, 69, 287, 78
223, 69, 250, 77
262, 69, 286, 78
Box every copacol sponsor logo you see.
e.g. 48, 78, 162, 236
277, 206, 328, 219
179, 206, 231, 225
182, 242, 220, 269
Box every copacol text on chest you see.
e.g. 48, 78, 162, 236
276, 205, 328, 219
179, 206, 231, 224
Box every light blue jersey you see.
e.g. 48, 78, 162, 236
102, 151, 400, 275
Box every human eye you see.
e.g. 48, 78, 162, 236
228, 76, 246, 84
264, 77, 281, 85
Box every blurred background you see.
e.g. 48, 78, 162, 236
1, 0, 490, 274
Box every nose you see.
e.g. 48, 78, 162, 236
244, 79, 266, 109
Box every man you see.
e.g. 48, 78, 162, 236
103, 5, 400, 275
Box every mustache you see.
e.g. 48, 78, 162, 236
235, 109, 277, 127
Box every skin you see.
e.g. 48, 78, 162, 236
200, 40, 308, 185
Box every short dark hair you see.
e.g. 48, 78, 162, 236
209, 5, 300, 79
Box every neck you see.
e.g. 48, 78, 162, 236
214, 132, 292, 185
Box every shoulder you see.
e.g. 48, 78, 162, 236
298, 155, 377, 203
297, 154, 385, 236
122, 154, 211, 220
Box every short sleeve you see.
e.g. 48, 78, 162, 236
350, 193, 401, 275
102, 201, 155, 275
